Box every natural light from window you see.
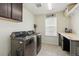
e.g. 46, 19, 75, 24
45, 16, 57, 36
47, 3, 52, 10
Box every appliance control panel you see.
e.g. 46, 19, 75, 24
16, 40, 24, 50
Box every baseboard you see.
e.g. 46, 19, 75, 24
42, 41, 58, 46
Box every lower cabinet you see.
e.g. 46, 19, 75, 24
58, 34, 70, 52
63, 37, 70, 52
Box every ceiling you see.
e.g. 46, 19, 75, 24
24, 3, 69, 15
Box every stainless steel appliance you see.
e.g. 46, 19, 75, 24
36, 33, 41, 54
10, 31, 37, 56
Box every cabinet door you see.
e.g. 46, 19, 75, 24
0, 3, 8, 18
11, 3, 23, 22
7, 3, 11, 18
0, 3, 11, 18
63, 37, 70, 52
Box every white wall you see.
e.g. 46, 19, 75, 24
35, 15, 58, 45
70, 6, 79, 36
0, 4, 35, 56
56, 12, 70, 32
35, 12, 70, 45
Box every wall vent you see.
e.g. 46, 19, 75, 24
35, 3, 42, 8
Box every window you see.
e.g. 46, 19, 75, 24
45, 16, 57, 36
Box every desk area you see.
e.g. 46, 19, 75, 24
58, 32, 79, 56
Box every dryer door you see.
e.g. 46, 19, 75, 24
24, 37, 35, 56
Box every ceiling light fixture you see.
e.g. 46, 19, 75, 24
48, 3, 52, 10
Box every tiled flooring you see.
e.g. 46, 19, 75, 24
37, 43, 69, 56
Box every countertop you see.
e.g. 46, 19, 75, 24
58, 32, 79, 41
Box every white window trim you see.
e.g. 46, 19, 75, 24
45, 16, 57, 36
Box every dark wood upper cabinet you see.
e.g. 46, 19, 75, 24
0, 3, 11, 18
11, 3, 23, 22
7, 4, 11, 18
0, 3, 22, 22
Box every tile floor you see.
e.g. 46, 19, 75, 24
37, 43, 69, 56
